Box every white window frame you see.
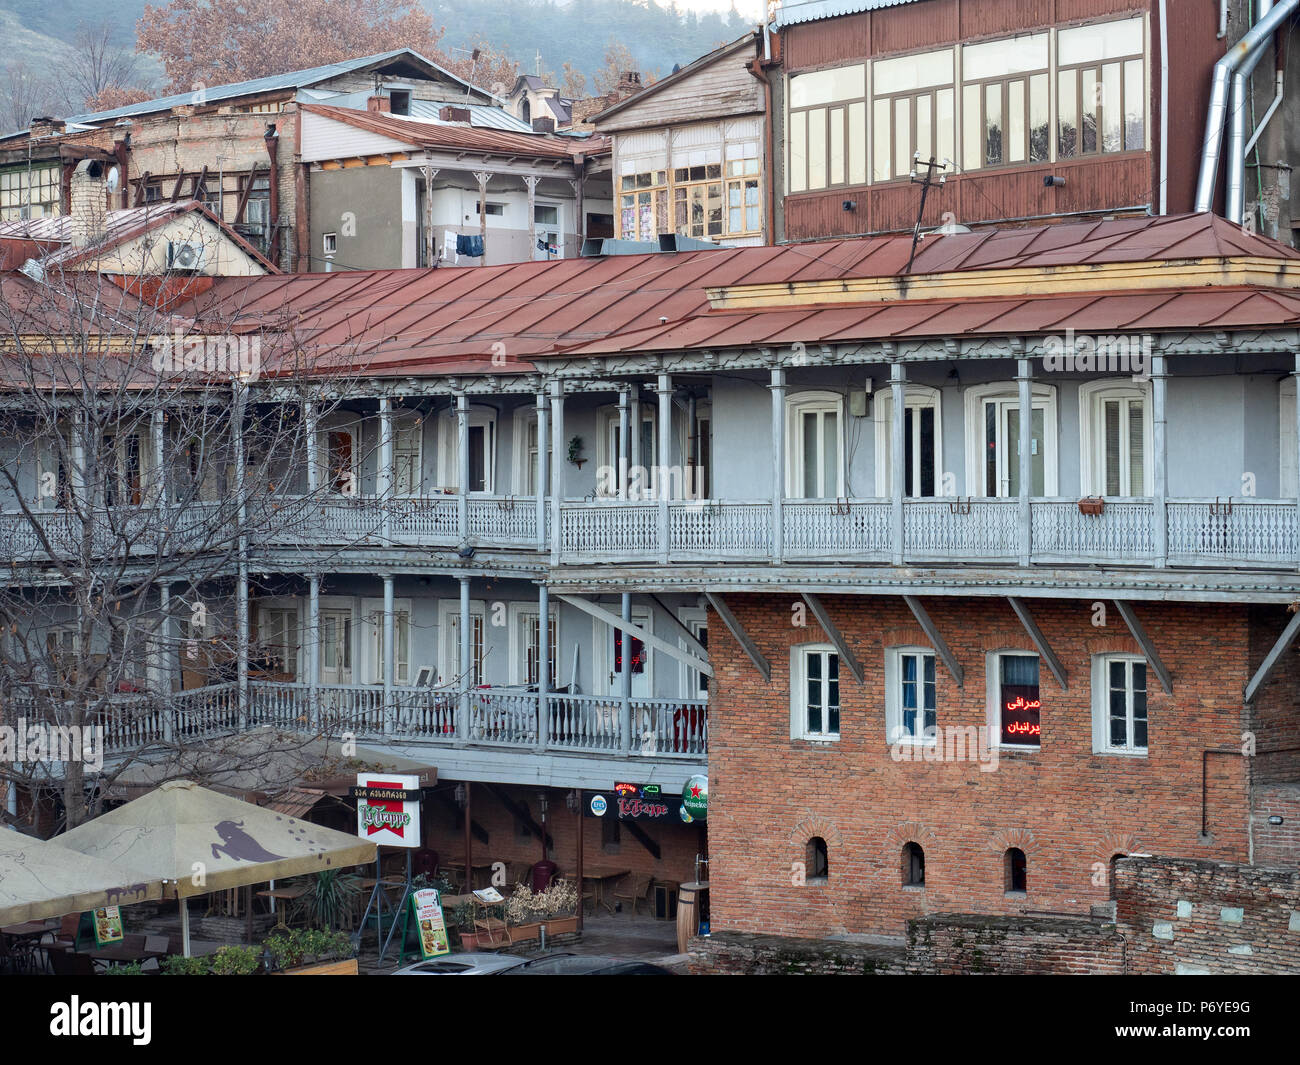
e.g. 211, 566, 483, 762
594, 606, 652, 696
1091, 653, 1149, 756
362, 596, 412, 685
790, 643, 841, 741
678, 606, 709, 700
963, 382, 1058, 498
885, 646, 937, 745
256, 600, 302, 678
317, 415, 361, 496
786, 391, 846, 499
511, 406, 551, 496
392, 413, 424, 497
315, 596, 357, 685
437, 406, 497, 494
985, 649, 1042, 750
874, 385, 943, 497
1078, 380, 1153, 497
1280, 376, 1296, 498
595, 403, 666, 499
507, 600, 558, 686
438, 599, 486, 688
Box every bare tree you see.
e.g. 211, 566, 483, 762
0, 63, 63, 132
63, 21, 148, 114
0, 232, 388, 830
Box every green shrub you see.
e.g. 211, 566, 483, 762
209, 945, 261, 975
161, 954, 211, 976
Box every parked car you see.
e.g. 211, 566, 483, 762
392, 952, 529, 975
500, 953, 674, 975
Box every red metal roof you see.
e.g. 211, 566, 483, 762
301, 104, 608, 160
184, 213, 1300, 376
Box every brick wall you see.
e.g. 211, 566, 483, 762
1253, 784, 1300, 867
904, 913, 1125, 974
1114, 856, 1300, 974
706, 594, 1257, 939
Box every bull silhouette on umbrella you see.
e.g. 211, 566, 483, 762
210, 820, 287, 863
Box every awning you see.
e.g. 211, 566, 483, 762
0, 832, 163, 924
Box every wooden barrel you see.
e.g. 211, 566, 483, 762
676, 880, 708, 953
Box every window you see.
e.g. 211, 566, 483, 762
533, 203, 559, 227
786, 393, 844, 499
440, 602, 485, 687
872, 50, 954, 182
510, 604, 557, 687
1005, 848, 1027, 893
438, 408, 496, 493
991, 652, 1041, 747
679, 608, 709, 699
961, 35, 1049, 171
671, 165, 723, 239
323, 232, 337, 255
0, 164, 61, 220
46, 628, 80, 688
389, 90, 411, 116
596, 404, 660, 499
1057, 17, 1145, 159
902, 842, 925, 886
964, 384, 1058, 497
724, 144, 761, 235
195, 180, 223, 219
598, 607, 652, 696
1080, 382, 1151, 496
618, 170, 667, 241
806, 837, 828, 882
513, 409, 552, 496
102, 433, 145, 507
257, 607, 299, 677
1093, 654, 1148, 755
240, 176, 271, 250
366, 599, 411, 685
392, 415, 423, 496
787, 64, 867, 192
875, 386, 941, 497
318, 608, 353, 684
791, 645, 840, 740
474, 201, 505, 217
324, 428, 356, 494
886, 648, 936, 744
143, 181, 163, 204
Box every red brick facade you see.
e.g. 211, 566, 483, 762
705, 594, 1285, 939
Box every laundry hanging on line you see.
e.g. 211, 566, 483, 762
457, 233, 484, 258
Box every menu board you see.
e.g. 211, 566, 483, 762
92, 906, 124, 946
411, 888, 450, 959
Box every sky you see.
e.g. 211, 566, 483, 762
673, 0, 767, 20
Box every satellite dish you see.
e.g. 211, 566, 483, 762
105, 165, 121, 193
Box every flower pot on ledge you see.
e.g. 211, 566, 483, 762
1078, 496, 1105, 516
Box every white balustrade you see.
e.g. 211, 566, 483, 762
784, 501, 891, 559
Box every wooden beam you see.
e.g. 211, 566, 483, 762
619, 818, 661, 860
170, 170, 188, 202
1244, 609, 1300, 705
649, 594, 707, 658
233, 168, 259, 224
902, 596, 964, 688
704, 592, 769, 682
484, 783, 553, 851
431, 789, 488, 844
1007, 597, 1068, 690
555, 594, 712, 677
1113, 600, 1173, 695
800, 593, 863, 683
133, 171, 151, 207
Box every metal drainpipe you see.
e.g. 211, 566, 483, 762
1195, 0, 1297, 215
1227, 0, 1274, 225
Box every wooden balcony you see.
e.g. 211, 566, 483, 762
3, 495, 1297, 570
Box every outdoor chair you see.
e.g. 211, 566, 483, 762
49, 948, 96, 976
611, 874, 654, 916
43, 913, 80, 953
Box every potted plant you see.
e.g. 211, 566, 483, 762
1078, 496, 1105, 515
264, 927, 358, 975
567, 436, 586, 468
504, 880, 579, 943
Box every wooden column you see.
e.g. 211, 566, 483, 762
891, 362, 906, 566
378, 396, 393, 542
769, 366, 786, 563
535, 390, 549, 552
382, 574, 395, 736
525, 174, 539, 258
474, 171, 489, 264
537, 582, 550, 752
456, 392, 469, 545
1017, 358, 1032, 567
458, 576, 471, 745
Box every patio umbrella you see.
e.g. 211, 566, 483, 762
49, 779, 376, 954
0, 831, 163, 925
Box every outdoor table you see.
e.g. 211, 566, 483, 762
87, 943, 165, 967
256, 883, 312, 929
2, 920, 59, 973
441, 861, 497, 891
579, 867, 631, 914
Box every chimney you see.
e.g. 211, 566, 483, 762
367, 95, 392, 113
29, 116, 65, 138
617, 71, 642, 95
531, 117, 555, 133
69, 159, 108, 249
439, 105, 472, 123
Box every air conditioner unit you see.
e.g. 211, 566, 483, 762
167, 240, 205, 272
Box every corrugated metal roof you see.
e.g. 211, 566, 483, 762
64, 49, 491, 126
772, 0, 923, 29
302, 104, 608, 159
182, 213, 1300, 377
405, 99, 535, 133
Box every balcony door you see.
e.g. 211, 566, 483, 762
965, 384, 1057, 497
875, 386, 942, 497
786, 392, 844, 499
598, 607, 651, 696
319, 609, 353, 684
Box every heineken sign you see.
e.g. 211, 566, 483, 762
682, 775, 707, 820
355, 773, 422, 848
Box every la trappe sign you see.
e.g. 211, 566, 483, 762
353, 773, 422, 848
